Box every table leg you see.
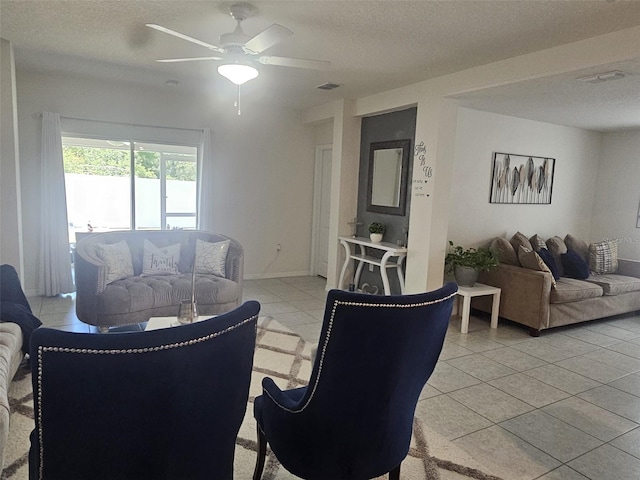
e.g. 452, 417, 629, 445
353, 244, 366, 289
338, 239, 351, 290
460, 294, 471, 334
491, 291, 500, 329
396, 255, 406, 294
380, 251, 394, 295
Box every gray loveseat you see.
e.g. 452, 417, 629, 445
75, 230, 243, 331
474, 233, 640, 336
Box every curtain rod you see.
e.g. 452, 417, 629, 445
32, 113, 205, 134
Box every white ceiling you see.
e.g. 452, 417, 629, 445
2, 0, 640, 131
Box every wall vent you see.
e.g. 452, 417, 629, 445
316, 82, 341, 91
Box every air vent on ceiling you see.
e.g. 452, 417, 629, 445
316, 82, 341, 91
577, 70, 627, 84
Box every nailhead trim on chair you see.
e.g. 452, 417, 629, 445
34, 314, 258, 480
264, 291, 457, 414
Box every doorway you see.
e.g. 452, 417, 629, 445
311, 145, 332, 278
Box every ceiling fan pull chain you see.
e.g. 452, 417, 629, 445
236, 84, 242, 115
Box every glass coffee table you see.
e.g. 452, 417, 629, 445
145, 316, 212, 331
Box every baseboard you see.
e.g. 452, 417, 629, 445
244, 270, 312, 280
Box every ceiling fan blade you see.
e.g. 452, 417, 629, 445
146, 24, 225, 54
258, 56, 330, 70
157, 56, 224, 63
244, 24, 293, 54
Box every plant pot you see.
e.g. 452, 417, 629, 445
454, 266, 479, 287
369, 233, 383, 243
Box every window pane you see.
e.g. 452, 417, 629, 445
166, 157, 197, 216
166, 216, 197, 230
134, 142, 197, 230
133, 147, 161, 230
62, 137, 132, 242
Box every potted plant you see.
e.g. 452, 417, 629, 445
444, 241, 498, 287
368, 222, 386, 243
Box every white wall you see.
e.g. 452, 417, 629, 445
448, 107, 602, 248
591, 129, 640, 260
0, 39, 25, 280
16, 70, 316, 293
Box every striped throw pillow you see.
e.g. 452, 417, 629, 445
588, 240, 618, 274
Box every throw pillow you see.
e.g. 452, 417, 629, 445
529, 234, 547, 252
546, 236, 568, 278
564, 234, 589, 263
562, 250, 590, 280
518, 246, 557, 288
537, 248, 560, 281
490, 238, 519, 266
589, 239, 618, 274
97, 240, 134, 284
142, 240, 180, 276
510, 231, 533, 255
194, 239, 230, 277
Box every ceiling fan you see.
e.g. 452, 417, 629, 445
146, 2, 330, 87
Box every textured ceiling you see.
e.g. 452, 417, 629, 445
2, 0, 640, 130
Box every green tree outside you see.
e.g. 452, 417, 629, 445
63, 146, 196, 181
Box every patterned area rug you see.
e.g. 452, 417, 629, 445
2, 318, 502, 480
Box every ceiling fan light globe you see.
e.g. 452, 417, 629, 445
218, 64, 259, 85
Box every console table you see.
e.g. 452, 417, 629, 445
338, 236, 407, 295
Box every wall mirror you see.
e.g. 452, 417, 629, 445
366, 139, 411, 215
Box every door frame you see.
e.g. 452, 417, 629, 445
310, 144, 332, 276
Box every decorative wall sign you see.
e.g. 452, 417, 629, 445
412, 141, 431, 198
490, 152, 555, 204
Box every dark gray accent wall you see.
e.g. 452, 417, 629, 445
354, 107, 416, 294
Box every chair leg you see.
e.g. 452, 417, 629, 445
389, 464, 401, 480
253, 424, 267, 480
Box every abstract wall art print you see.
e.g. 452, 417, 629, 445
489, 152, 555, 204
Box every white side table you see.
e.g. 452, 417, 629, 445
455, 283, 501, 334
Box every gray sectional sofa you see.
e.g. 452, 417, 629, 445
474, 233, 640, 336
75, 230, 244, 331
0, 322, 22, 472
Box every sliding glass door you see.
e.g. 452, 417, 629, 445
62, 136, 198, 242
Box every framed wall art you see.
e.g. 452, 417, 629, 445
489, 152, 555, 204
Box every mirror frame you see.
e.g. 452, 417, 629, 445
366, 139, 411, 216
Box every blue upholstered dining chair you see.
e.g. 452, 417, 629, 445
28, 300, 260, 480
253, 283, 457, 480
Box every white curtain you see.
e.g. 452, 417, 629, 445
197, 128, 214, 231
39, 112, 75, 296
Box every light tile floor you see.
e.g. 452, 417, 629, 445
29, 276, 640, 480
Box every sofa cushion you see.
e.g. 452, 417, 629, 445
529, 234, 547, 252
583, 274, 640, 296
565, 234, 589, 262
546, 236, 568, 278
194, 239, 230, 277
142, 240, 181, 276
97, 240, 134, 284
510, 232, 533, 258
589, 239, 618, 274
491, 238, 519, 266
550, 278, 603, 304
518, 246, 557, 288
538, 248, 560, 281
98, 274, 239, 315
561, 250, 590, 280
